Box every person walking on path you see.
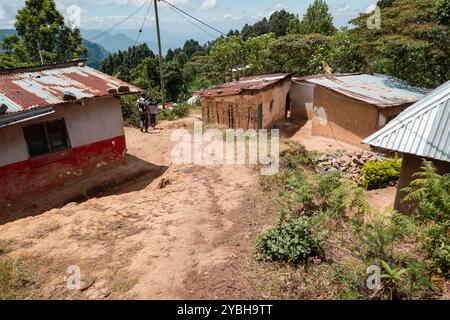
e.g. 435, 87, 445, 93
137, 93, 149, 133
148, 97, 159, 129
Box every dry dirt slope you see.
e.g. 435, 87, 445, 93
0, 117, 259, 299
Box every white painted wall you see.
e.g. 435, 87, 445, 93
0, 96, 125, 167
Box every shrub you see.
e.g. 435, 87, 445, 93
351, 212, 415, 265
256, 218, 324, 264
157, 103, 190, 121
362, 157, 402, 190
120, 95, 140, 127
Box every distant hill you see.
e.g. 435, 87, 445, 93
81, 30, 137, 53
82, 39, 109, 69
0, 29, 109, 70
81, 29, 202, 54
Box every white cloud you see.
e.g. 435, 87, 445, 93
0, 4, 6, 20
57, 0, 191, 8
253, 3, 287, 19
199, 0, 216, 11
329, 3, 366, 17
212, 13, 243, 22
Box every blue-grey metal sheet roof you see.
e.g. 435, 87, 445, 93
302, 73, 428, 108
363, 80, 450, 163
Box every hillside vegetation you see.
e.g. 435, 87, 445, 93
99, 0, 449, 108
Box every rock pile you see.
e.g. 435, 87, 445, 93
313, 151, 385, 184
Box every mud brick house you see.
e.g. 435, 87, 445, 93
0, 61, 142, 210
199, 73, 292, 130
364, 80, 450, 214
291, 74, 427, 149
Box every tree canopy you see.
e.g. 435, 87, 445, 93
291, 0, 337, 36
350, 0, 450, 88
2, 0, 86, 65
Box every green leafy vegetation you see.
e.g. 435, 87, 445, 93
254, 147, 447, 300
288, 0, 337, 36
350, 0, 450, 88
436, 0, 450, 25
0, 241, 37, 300
257, 148, 371, 264
256, 218, 324, 264
361, 156, 402, 190
120, 95, 192, 127
403, 160, 450, 277
2, 0, 86, 66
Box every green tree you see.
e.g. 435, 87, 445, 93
208, 36, 246, 83
268, 10, 296, 37
377, 0, 395, 8
3, 0, 86, 64
299, 0, 337, 36
437, 0, 450, 25
245, 33, 276, 75
182, 39, 205, 58
350, 0, 450, 88
0, 54, 30, 69
241, 24, 256, 40
100, 44, 153, 82
130, 55, 160, 90
262, 34, 329, 75
287, 15, 302, 35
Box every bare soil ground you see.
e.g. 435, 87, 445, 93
0, 113, 263, 299
289, 120, 363, 153
0, 114, 398, 300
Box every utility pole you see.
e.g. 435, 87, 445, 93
154, 0, 165, 109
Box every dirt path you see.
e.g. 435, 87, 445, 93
0, 114, 258, 299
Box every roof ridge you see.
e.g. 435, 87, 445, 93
0, 59, 87, 76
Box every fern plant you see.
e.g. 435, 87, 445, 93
402, 160, 450, 277
380, 260, 409, 300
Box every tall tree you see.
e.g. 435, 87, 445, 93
350, 0, 450, 88
208, 36, 246, 83
268, 10, 296, 37
299, 0, 337, 36
287, 15, 302, 35
3, 0, 86, 64
100, 44, 153, 82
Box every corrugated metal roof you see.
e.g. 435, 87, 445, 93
199, 73, 291, 97
363, 80, 450, 162
0, 107, 55, 129
0, 60, 143, 114
300, 73, 427, 108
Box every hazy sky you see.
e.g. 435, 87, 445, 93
0, 0, 376, 37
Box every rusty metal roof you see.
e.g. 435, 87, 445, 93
363, 80, 450, 163
0, 60, 143, 114
298, 73, 427, 108
198, 73, 291, 97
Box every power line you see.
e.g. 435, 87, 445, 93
161, 0, 226, 36
165, 3, 216, 39
90, 0, 151, 42
134, 0, 153, 46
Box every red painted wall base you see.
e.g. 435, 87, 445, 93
0, 135, 126, 210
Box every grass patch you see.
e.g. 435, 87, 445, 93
0, 241, 38, 300
107, 267, 137, 293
